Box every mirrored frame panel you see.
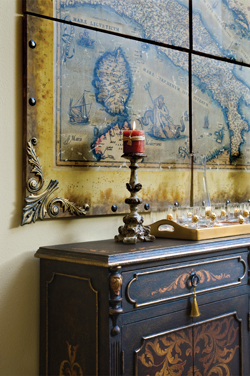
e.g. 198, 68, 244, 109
23, 14, 190, 221
23, 0, 250, 223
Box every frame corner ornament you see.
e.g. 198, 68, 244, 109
21, 138, 89, 226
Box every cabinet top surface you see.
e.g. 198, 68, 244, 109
35, 235, 250, 267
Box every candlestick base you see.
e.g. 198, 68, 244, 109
115, 153, 155, 244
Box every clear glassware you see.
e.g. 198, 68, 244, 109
210, 203, 226, 227
227, 203, 242, 223
190, 206, 201, 229
242, 202, 250, 223
176, 206, 202, 228
166, 205, 177, 222
192, 154, 211, 208
200, 205, 211, 227
186, 207, 193, 224
176, 206, 192, 226
220, 204, 227, 221
176, 206, 186, 225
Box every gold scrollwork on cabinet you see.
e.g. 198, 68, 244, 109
136, 315, 240, 376
59, 341, 83, 376
151, 269, 231, 296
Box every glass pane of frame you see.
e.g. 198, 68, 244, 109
25, 0, 190, 49
192, 54, 250, 202
55, 21, 189, 167
193, 0, 250, 65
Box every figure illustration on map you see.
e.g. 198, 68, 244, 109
140, 83, 185, 139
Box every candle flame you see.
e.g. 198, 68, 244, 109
132, 121, 136, 130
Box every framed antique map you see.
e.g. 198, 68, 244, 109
23, 0, 250, 222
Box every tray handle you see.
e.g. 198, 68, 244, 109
149, 219, 197, 240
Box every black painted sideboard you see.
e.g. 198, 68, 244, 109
35, 236, 250, 375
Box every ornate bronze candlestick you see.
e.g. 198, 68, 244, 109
115, 153, 155, 244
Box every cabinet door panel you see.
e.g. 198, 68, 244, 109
193, 294, 248, 376
122, 311, 192, 376
194, 315, 241, 376
136, 326, 193, 376
122, 294, 248, 376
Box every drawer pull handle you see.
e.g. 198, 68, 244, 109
190, 271, 200, 287
190, 272, 201, 317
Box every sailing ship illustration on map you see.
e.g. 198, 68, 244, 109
68, 91, 92, 124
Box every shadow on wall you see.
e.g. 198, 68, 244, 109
10, 1, 24, 230
0, 253, 39, 376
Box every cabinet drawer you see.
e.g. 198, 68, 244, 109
122, 253, 247, 310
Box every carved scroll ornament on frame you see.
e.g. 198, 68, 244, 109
21, 138, 89, 226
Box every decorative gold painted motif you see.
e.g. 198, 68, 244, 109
22, 138, 89, 225
138, 329, 192, 376
137, 316, 239, 376
59, 341, 83, 376
151, 269, 230, 296
193, 317, 239, 376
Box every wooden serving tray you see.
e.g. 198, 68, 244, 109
149, 219, 250, 241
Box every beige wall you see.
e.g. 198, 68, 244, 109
0, 1, 143, 374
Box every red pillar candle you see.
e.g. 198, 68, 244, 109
123, 122, 145, 154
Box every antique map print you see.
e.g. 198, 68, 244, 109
193, 0, 250, 64
192, 0, 250, 166
55, 1, 189, 168
55, 0, 250, 169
